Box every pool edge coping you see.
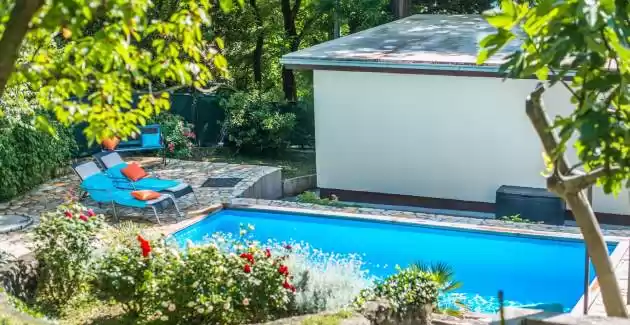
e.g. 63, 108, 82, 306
570, 240, 629, 316
224, 203, 628, 243
168, 202, 629, 315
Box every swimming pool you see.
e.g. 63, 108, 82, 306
172, 208, 618, 313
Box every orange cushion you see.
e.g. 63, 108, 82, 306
102, 138, 120, 151
121, 163, 148, 182
131, 190, 160, 201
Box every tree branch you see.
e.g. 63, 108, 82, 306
0, 0, 46, 98
525, 83, 572, 175
562, 166, 622, 193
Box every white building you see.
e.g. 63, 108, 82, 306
280, 14, 630, 223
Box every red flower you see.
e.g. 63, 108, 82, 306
64, 211, 73, 218
87, 209, 96, 217
243, 264, 252, 273
265, 248, 271, 258
239, 253, 255, 264
283, 280, 295, 292
168, 142, 175, 153
137, 235, 152, 257
284, 244, 292, 250
278, 265, 289, 276
79, 215, 89, 222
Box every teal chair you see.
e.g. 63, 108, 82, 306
72, 162, 183, 224
93, 151, 198, 204
101, 124, 166, 164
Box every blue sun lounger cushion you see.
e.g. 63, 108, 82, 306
72, 161, 183, 224
93, 151, 197, 203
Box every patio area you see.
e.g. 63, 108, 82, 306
0, 157, 281, 257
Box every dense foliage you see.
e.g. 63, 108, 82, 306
222, 90, 297, 154
32, 203, 104, 314
355, 266, 439, 313
0, 82, 76, 201
95, 228, 295, 324
151, 113, 196, 158
0, 0, 231, 143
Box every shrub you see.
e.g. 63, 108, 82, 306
221, 90, 296, 154
150, 113, 195, 159
296, 192, 350, 207
95, 229, 296, 324
281, 100, 314, 148
354, 266, 439, 314
280, 242, 374, 314
0, 80, 77, 202
0, 121, 76, 202
33, 203, 104, 314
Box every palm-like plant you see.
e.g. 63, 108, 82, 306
412, 262, 465, 316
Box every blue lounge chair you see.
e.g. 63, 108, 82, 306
93, 151, 198, 204
102, 124, 166, 165
72, 162, 183, 224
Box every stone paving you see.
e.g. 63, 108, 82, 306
0, 157, 280, 257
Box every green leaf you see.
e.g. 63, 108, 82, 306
500, 0, 516, 17
485, 12, 515, 29
218, 0, 234, 13
535, 66, 550, 80
34, 115, 57, 138
477, 30, 515, 65
215, 37, 225, 50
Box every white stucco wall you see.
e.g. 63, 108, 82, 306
313, 70, 630, 215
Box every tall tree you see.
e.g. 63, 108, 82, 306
279, 0, 327, 101
479, 0, 630, 317
0, 0, 232, 143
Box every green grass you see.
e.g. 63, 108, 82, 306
301, 310, 354, 325
194, 147, 316, 179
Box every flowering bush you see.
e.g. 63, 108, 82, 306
354, 266, 439, 314
95, 228, 296, 324
151, 113, 195, 159
93, 234, 164, 317
33, 203, 104, 314
275, 242, 374, 314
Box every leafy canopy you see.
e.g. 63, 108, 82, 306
0, 0, 237, 143
478, 0, 630, 194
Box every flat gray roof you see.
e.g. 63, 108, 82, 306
281, 14, 524, 75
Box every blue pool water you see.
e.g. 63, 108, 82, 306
172, 209, 617, 313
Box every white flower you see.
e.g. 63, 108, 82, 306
168, 303, 176, 312
207, 305, 214, 312
161, 301, 169, 308
160, 316, 168, 321
192, 281, 200, 288
242, 298, 250, 306
187, 301, 195, 308
155, 311, 162, 316
196, 307, 205, 314
247, 224, 255, 231
223, 302, 230, 310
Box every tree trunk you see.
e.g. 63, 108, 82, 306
280, 0, 299, 101
0, 0, 46, 98
281, 67, 297, 102
390, 0, 410, 19
526, 84, 627, 317
564, 192, 627, 316
249, 0, 264, 86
